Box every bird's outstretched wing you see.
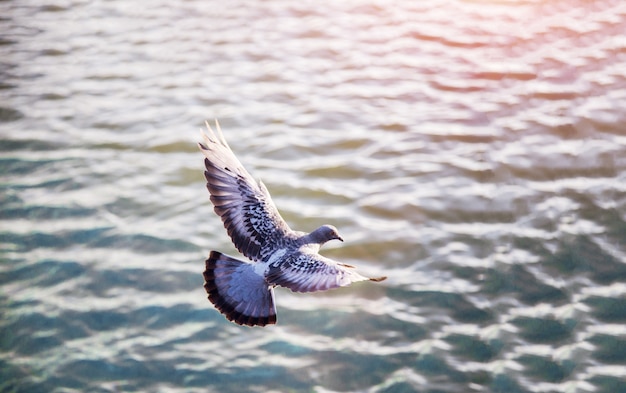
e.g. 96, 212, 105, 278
265, 251, 387, 293
199, 121, 294, 262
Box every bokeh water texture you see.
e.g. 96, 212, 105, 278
1, 0, 626, 392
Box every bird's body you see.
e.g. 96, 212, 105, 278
199, 121, 386, 326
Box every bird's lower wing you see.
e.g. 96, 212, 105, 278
265, 252, 386, 293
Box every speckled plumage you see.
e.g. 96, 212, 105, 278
199, 120, 386, 327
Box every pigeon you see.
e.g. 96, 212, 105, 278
198, 121, 386, 326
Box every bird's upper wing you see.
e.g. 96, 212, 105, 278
199, 121, 294, 262
265, 251, 386, 293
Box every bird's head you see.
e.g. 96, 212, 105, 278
309, 224, 344, 245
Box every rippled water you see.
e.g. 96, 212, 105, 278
2, 0, 626, 392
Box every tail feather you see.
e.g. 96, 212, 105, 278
203, 251, 277, 327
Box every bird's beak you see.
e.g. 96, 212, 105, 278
336, 235, 344, 242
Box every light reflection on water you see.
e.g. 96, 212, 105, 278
1, 0, 626, 392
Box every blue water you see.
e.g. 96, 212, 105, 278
2, 0, 626, 392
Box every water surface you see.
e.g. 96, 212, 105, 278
1, 0, 625, 392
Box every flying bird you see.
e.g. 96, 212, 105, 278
199, 121, 386, 326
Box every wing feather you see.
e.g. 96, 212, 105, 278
265, 252, 385, 293
199, 121, 294, 261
